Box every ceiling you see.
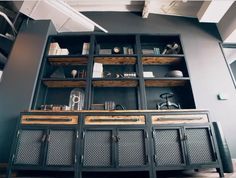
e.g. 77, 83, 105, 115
1, 0, 236, 43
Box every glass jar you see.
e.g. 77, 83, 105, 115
69, 88, 85, 110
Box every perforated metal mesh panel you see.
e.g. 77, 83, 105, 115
47, 130, 74, 166
14, 130, 43, 165
83, 130, 112, 167
153, 129, 184, 166
186, 128, 215, 164
118, 130, 146, 166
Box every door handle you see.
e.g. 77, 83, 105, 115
41, 134, 46, 142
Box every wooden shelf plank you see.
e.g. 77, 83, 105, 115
142, 55, 184, 64
48, 56, 88, 65
92, 79, 138, 87
94, 56, 136, 65
42, 78, 86, 88
145, 78, 189, 87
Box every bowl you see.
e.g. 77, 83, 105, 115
166, 70, 183, 77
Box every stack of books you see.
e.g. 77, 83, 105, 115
48, 42, 69, 55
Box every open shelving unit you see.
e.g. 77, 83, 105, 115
32, 33, 195, 111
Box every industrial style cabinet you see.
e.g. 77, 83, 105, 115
7, 111, 224, 178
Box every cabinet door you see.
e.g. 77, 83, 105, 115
153, 128, 185, 167
46, 130, 75, 166
185, 127, 216, 165
14, 129, 45, 165
83, 129, 113, 167
117, 129, 147, 167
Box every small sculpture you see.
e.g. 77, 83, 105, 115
156, 92, 180, 110
162, 42, 181, 54
71, 70, 77, 78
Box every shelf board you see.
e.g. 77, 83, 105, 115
145, 77, 189, 87
92, 78, 138, 87
42, 78, 86, 88
142, 55, 184, 65
94, 56, 137, 65
48, 55, 88, 65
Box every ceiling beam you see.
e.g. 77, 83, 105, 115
197, 0, 234, 23
19, 0, 108, 33
142, 0, 150, 18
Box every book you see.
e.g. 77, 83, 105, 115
48, 42, 60, 55
82, 42, 90, 55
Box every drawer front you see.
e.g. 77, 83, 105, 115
152, 114, 208, 124
21, 115, 78, 125
85, 115, 145, 125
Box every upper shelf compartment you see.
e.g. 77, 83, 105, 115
47, 35, 91, 56
94, 35, 136, 55
140, 35, 183, 56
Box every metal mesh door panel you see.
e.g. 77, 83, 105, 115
83, 130, 112, 167
185, 128, 215, 164
14, 130, 43, 165
118, 130, 145, 166
153, 129, 184, 166
47, 130, 74, 166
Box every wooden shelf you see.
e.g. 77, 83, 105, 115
145, 77, 189, 87
92, 78, 138, 87
42, 78, 86, 88
48, 55, 88, 65
94, 56, 136, 65
142, 55, 184, 65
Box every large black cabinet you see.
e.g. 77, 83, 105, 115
7, 110, 224, 178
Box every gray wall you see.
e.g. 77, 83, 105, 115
0, 20, 56, 162
85, 12, 236, 158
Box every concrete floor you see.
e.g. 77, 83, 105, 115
1, 160, 235, 178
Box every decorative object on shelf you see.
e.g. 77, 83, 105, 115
93, 62, 103, 78
113, 47, 121, 54
165, 70, 183, 77
123, 72, 136, 78
71, 69, 77, 78
79, 70, 87, 78
115, 104, 125, 110
40, 104, 53, 110
91, 104, 105, 110
142, 49, 154, 55
103, 71, 112, 78
40, 104, 70, 111
143, 71, 154, 78
50, 67, 65, 78
48, 42, 69, 55
153, 47, 160, 55
123, 47, 134, 54
162, 42, 181, 54
156, 92, 181, 110
82, 42, 90, 55
69, 88, 85, 110
99, 49, 112, 55
105, 101, 116, 110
